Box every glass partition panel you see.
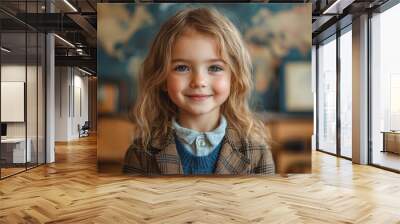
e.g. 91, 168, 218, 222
38, 32, 45, 165
27, 30, 38, 169
0, 0, 46, 179
1, 31, 27, 177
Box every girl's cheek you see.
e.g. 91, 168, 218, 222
167, 75, 186, 92
213, 77, 231, 96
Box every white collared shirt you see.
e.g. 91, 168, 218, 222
172, 115, 227, 156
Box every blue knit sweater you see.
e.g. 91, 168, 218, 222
175, 137, 222, 175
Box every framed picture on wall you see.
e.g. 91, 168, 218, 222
1, 81, 25, 122
281, 62, 313, 113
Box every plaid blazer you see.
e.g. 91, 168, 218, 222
123, 126, 275, 175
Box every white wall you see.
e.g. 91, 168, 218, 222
55, 67, 69, 141
55, 67, 89, 141
72, 73, 89, 138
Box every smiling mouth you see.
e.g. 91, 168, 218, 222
185, 94, 213, 101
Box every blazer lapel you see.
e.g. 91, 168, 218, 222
214, 128, 251, 175
152, 128, 184, 175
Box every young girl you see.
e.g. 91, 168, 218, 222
123, 7, 275, 175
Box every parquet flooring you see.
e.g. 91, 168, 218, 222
1, 135, 400, 223
1, 167, 26, 178
372, 151, 400, 171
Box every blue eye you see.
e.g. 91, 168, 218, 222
174, 65, 190, 72
209, 65, 223, 73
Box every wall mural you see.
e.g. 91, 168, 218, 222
98, 3, 312, 117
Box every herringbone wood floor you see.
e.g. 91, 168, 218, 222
1, 135, 400, 223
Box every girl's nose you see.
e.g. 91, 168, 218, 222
189, 69, 207, 88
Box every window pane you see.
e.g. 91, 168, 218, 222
340, 29, 352, 158
318, 37, 337, 154
371, 3, 400, 171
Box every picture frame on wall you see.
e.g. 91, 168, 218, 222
1, 81, 25, 122
280, 62, 313, 113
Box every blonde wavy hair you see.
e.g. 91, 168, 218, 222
132, 7, 268, 148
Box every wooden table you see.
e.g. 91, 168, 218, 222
1, 138, 32, 164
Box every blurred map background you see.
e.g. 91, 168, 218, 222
98, 3, 312, 117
